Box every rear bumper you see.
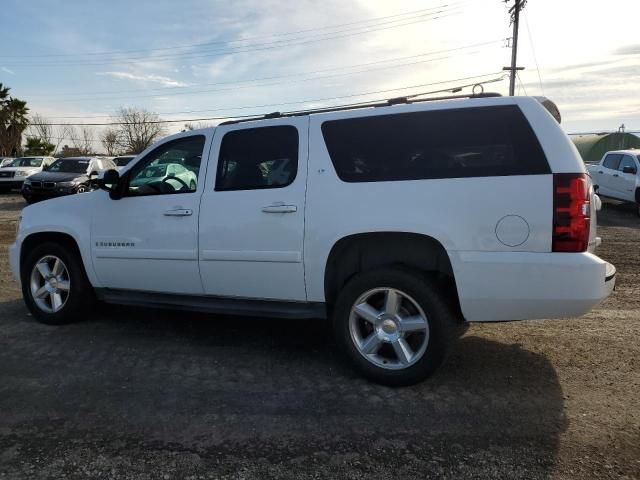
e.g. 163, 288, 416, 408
452, 251, 616, 322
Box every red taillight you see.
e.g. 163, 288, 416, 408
552, 173, 590, 252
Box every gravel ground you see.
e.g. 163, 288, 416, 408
0, 192, 638, 479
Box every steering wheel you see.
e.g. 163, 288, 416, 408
162, 176, 190, 191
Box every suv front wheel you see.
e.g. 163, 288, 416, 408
333, 267, 456, 386
21, 242, 94, 325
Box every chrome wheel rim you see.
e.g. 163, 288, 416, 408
349, 287, 429, 370
29, 255, 71, 313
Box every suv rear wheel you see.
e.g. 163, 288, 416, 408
333, 267, 455, 386
21, 242, 94, 325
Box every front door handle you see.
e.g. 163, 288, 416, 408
262, 205, 297, 213
164, 208, 193, 216
613, 174, 619, 177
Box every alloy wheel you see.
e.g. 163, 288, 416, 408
349, 287, 429, 370
29, 255, 71, 313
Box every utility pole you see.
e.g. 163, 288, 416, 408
503, 0, 525, 96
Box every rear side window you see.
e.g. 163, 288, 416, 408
603, 154, 622, 170
321, 105, 550, 182
215, 126, 298, 191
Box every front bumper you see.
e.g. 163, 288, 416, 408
22, 185, 78, 201
0, 179, 24, 189
452, 251, 616, 322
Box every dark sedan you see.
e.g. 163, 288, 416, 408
22, 157, 116, 203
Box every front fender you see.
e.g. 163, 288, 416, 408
16, 194, 101, 288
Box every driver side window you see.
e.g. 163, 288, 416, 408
126, 135, 205, 196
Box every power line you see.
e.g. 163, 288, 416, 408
516, 72, 527, 96
30, 43, 504, 107
4, 9, 460, 67
32, 49, 493, 106
41, 53, 468, 104
26, 39, 504, 100
523, 12, 544, 95
28, 73, 505, 126
2, 3, 463, 59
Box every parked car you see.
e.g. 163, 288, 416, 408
586, 149, 640, 216
0, 156, 56, 193
21, 156, 116, 203
9, 95, 616, 386
112, 155, 136, 171
0, 157, 15, 168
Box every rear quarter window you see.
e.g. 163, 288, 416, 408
321, 105, 550, 182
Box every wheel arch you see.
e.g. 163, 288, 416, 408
20, 231, 88, 282
323, 232, 462, 320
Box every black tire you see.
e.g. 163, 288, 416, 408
0, 186, 10, 194
21, 241, 95, 325
333, 267, 456, 386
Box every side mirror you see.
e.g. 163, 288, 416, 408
98, 169, 122, 199
622, 165, 637, 174
89, 170, 99, 178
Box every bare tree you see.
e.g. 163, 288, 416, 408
101, 128, 120, 156
28, 114, 53, 143
28, 114, 74, 155
114, 107, 166, 154
55, 124, 74, 155
70, 125, 95, 155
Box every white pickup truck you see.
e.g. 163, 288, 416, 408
9, 95, 616, 385
586, 149, 640, 216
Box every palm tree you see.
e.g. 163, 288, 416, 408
0, 83, 30, 156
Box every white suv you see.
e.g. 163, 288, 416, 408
0, 156, 56, 192
9, 95, 616, 385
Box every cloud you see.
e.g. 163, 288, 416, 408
614, 44, 640, 56
548, 59, 618, 73
97, 71, 189, 87
1, 66, 15, 75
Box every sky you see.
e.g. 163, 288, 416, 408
1, 0, 639, 152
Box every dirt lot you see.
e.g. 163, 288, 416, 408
0, 192, 638, 479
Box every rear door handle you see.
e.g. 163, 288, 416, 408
262, 205, 297, 213
164, 208, 193, 216
613, 174, 619, 177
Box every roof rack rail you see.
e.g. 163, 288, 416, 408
218, 92, 501, 125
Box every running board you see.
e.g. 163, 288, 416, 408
96, 289, 327, 319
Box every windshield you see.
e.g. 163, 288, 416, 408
47, 159, 90, 174
114, 156, 134, 167
9, 157, 43, 168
